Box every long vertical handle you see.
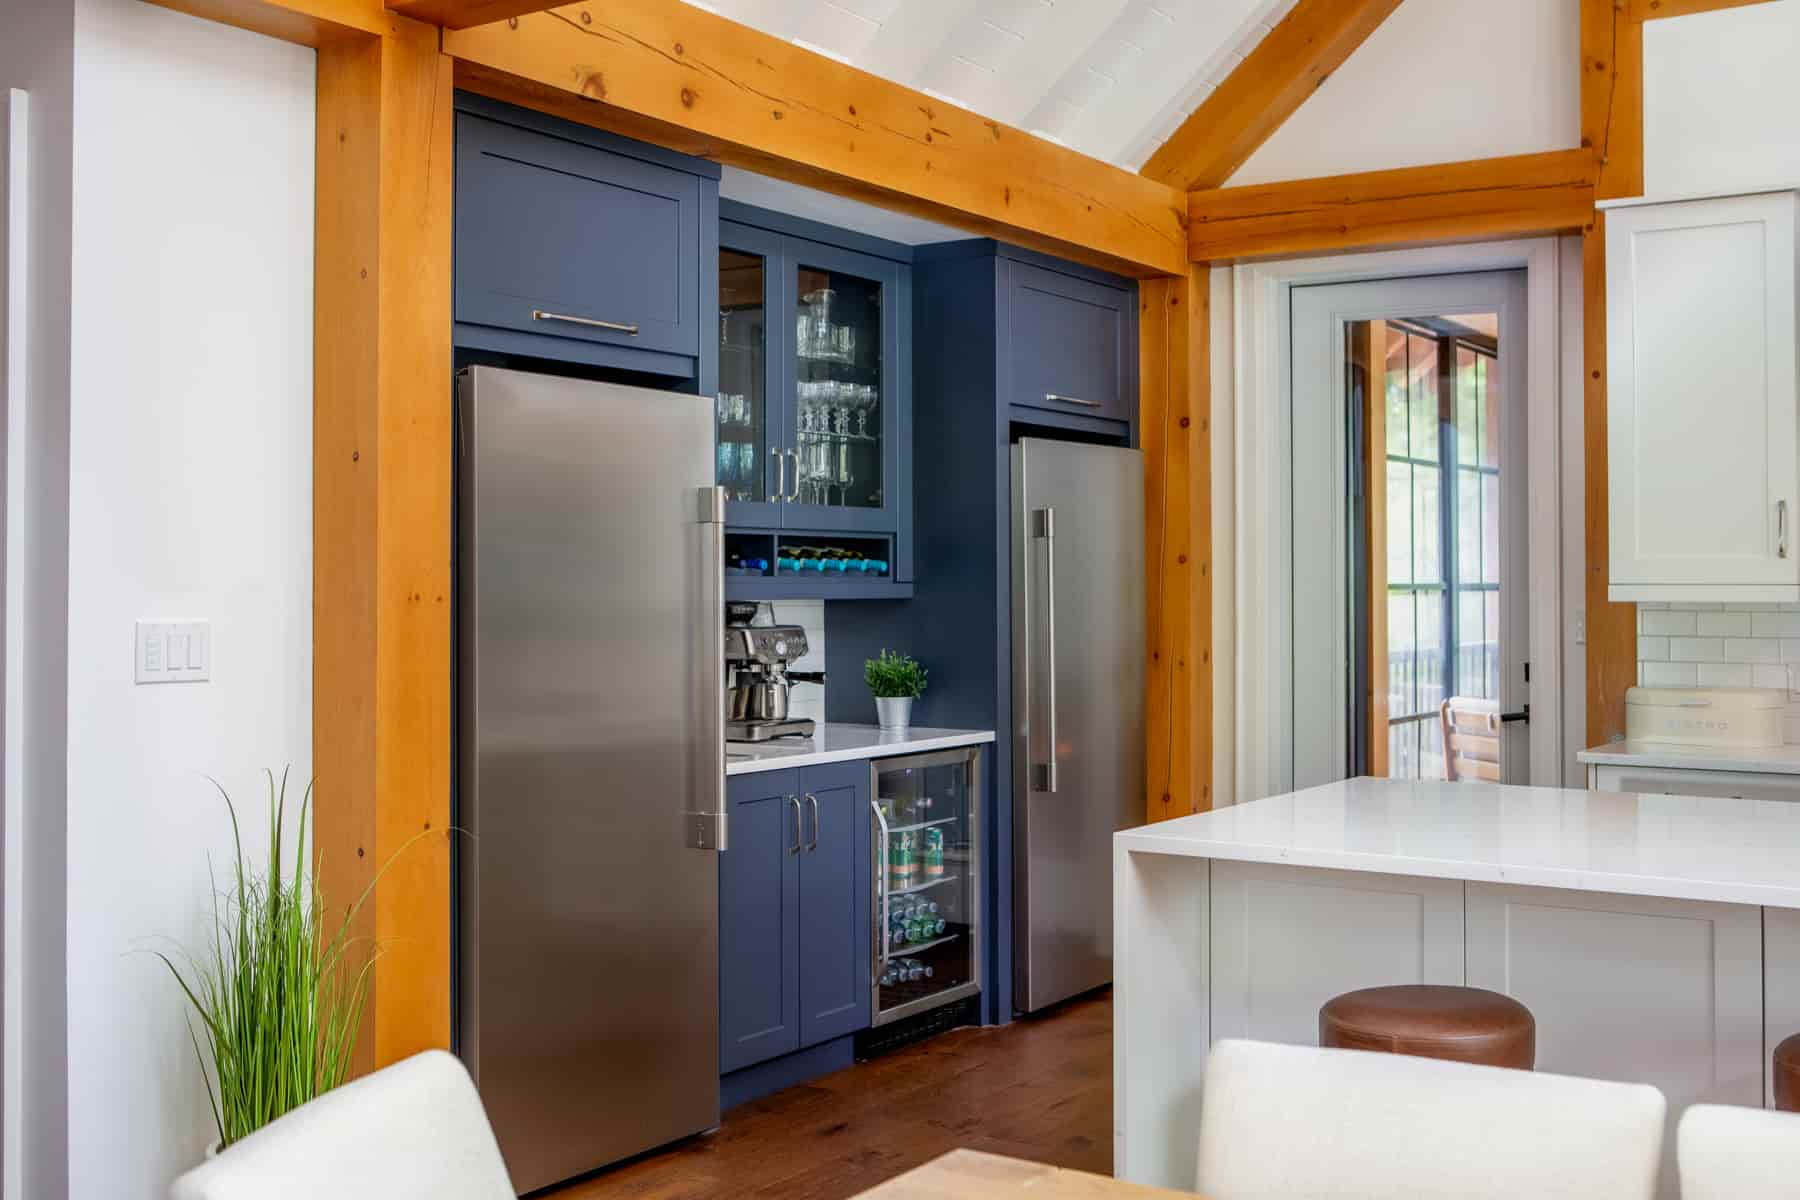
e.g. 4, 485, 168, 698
1781, 500, 1790, 560
771, 446, 786, 503
805, 793, 820, 852
871, 798, 892, 965
687, 487, 729, 851
789, 796, 803, 855
784, 449, 801, 502
1033, 507, 1059, 793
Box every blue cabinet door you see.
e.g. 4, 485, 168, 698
797, 760, 872, 1045
456, 112, 705, 363
719, 771, 801, 1073
1004, 261, 1134, 425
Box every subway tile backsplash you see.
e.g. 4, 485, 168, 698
1636, 602, 1800, 740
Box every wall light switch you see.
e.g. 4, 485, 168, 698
136, 620, 211, 684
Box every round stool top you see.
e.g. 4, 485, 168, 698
1774, 1032, 1800, 1112
1320, 985, 1535, 1070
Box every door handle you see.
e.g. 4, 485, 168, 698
784, 449, 801, 502
788, 796, 803, 855
531, 309, 639, 336
1781, 500, 1790, 560
1032, 507, 1059, 793
1045, 392, 1102, 409
771, 446, 786, 502
1500, 706, 1530, 724
686, 487, 728, 852
805, 793, 819, 853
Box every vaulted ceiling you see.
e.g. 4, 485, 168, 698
697, 0, 1298, 170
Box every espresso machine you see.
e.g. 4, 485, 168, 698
724, 602, 826, 742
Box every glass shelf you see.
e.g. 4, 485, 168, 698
889, 873, 958, 899
882, 931, 959, 963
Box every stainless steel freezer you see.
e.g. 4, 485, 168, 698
456, 366, 727, 1193
1010, 438, 1146, 1014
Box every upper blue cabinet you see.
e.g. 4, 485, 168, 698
453, 95, 720, 380
1006, 262, 1134, 425
718, 202, 914, 594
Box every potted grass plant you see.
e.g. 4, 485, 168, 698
158, 768, 377, 1157
864, 648, 928, 731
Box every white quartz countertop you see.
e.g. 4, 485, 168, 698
726, 723, 994, 776
1115, 776, 1800, 909
1577, 741, 1800, 775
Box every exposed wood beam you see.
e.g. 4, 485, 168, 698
1633, 0, 1777, 18
386, 0, 556, 30
1186, 149, 1597, 263
441, 2, 1189, 278
314, 14, 455, 1072
144, 0, 385, 46
1583, 213, 1636, 747
1582, 0, 1643, 201
1139, 0, 1403, 193
1141, 268, 1211, 822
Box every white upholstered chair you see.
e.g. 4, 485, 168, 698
169, 1050, 513, 1200
1195, 1038, 1666, 1200
1678, 1103, 1800, 1200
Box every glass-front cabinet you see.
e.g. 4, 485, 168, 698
870, 747, 981, 1026
718, 212, 909, 579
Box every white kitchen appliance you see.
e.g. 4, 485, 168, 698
1624, 686, 1787, 748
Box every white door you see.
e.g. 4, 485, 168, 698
1289, 271, 1530, 789
1607, 191, 1799, 598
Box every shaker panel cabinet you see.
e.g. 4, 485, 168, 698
455, 107, 713, 370
720, 763, 872, 1074
795, 761, 873, 1046
719, 772, 802, 1074
1006, 261, 1135, 425
1607, 190, 1800, 600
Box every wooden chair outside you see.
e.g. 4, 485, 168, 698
1440, 697, 1502, 782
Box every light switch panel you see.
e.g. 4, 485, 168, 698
136, 620, 211, 684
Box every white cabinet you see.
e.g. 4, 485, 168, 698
1607, 190, 1800, 601
1588, 762, 1800, 802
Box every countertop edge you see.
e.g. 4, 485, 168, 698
1577, 743, 1800, 775
1112, 830, 1800, 910
726, 727, 997, 776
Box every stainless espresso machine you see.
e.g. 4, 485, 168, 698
724, 602, 826, 741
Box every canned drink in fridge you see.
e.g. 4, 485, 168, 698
923, 828, 946, 878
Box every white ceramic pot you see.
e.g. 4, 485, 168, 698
876, 696, 913, 731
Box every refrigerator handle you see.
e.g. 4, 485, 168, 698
687, 486, 730, 852
871, 798, 892, 966
1032, 508, 1059, 793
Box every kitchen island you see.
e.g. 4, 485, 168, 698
1114, 777, 1800, 1193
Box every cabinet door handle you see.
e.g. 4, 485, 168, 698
1045, 392, 1102, 409
771, 446, 787, 501
784, 449, 801, 502
531, 309, 640, 336
1781, 500, 1790, 560
805, 793, 819, 853
788, 796, 803, 855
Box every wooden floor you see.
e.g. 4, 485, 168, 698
547, 991, 1113, 1199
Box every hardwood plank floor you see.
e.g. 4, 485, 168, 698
545, 991, 1113, 1200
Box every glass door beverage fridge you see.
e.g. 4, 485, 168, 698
870, 747, 982, 1024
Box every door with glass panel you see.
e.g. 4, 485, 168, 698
1289, 271, 1529, 788
718, 221, 786, 527
781, 240, 902, 533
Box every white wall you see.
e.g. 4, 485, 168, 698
1228, 0, 1579, 187
0, 2, 74, 1198
1643, 0, 1800, 197
64, 2, 313, 1195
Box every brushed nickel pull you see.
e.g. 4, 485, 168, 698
1032, 507, 1059, 794
1045, 392, 1102, 408
805, 793, 819, 853
789, 796, 803, 855
531, 309, 640, 336
784, 449, 801, 503
1782, 500, 1790, 560
771, 446, 786, 501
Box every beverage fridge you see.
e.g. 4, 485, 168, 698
870, 747, 983, 1024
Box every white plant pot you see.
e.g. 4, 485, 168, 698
875, 696, 914, 731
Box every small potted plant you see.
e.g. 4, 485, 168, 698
864, 648, 927, 731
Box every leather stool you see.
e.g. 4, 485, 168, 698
1775, 1033, 1800, 1111
1320, 985, 1535, 1070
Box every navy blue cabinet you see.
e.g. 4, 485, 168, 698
1006, 261, 1135, 425
720, 762, 871, 1074
718, 202, 914, 598
718, 774, 801, 1074
453, 95, 720, 381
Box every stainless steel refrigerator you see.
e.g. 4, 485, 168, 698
1010, 438, 1146, 1013
456, 365, 727, 1193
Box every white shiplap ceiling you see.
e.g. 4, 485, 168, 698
696, 0, 1299, 171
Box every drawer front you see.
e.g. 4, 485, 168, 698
1593, 762, 1800, 802
456, 113, 703, 361
1006, 262, 1133, 423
